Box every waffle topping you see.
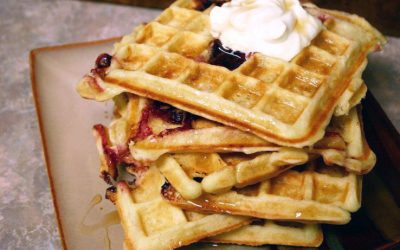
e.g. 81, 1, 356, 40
195, 0, 230, 11
209, 39, 246, 70
95, 53, 112, 68
160, 181, 179, 201
209, 0, 322, 61
134, 106, 153, 140
105, 186, 117, 203
170, 109, 186, 124
134, 102, 194, 140
91, 53, 113, 79
152, 101, 190, 126
94, 124, 119, 180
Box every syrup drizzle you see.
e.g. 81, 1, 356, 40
104, 228, 111, 250
79, 194, 120, 250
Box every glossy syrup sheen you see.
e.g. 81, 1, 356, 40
79, 195, 120, 250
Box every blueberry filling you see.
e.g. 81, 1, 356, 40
195, 0, 230, 11
170, 109, 186, 124
209, 39, 247, 70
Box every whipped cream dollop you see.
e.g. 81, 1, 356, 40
209, 0, 323, 61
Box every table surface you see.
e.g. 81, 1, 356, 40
0, 0, 398, 249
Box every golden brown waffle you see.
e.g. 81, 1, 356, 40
183, 212, 323, 247
207, 220, 323, 247
128, 100, 375, 174
126, 56, 370, 164
92, 94, 374, 197
95, 94, 374, 180
157, 152, 309, 199
332, 56, 367, 117
334, 62, 367, 116
77, 0, 385, 147
153, 107, 374, 196
162, 159, 360, 224
110, 165, 323, 248
113, 165, 249, 250
312, 107, 376, 174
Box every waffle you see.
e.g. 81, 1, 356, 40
334, 58, 367, 116
127, 97, 375, 174
312, 106, 376, 174
96, 94, 374, 180
126, 62, 369, 164
112, 165, 249, 250
92, 94, 374, 197
162, 159, 360, 224
207, 220, 323, 247
181, 212, 323, 248
93, 94, 373, 200
157, 152, 309, 198
109, 165, 324, 248
77, 0, 385, 147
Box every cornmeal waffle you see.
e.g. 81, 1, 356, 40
335, 79, 367, 116
94, 93, 374, 186
108, 163, 322, 248
182, 211, 323, 247
334, 60, 367, 116
128, 99, 375, 174
157, 152, 309, 199
111, 165, 249, 250
207, 220, 323, 247
162, 159, 360, 224
312, 107, 376, 174
77, 0, 385, 147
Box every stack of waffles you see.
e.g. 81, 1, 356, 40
77, 0, 386, 248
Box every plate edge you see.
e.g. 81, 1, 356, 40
29, 37, 120, 250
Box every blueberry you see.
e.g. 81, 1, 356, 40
95, 53, 112, 68
170, 109, 186, 124
196, 0, 229, 10
209, 39, 246, 70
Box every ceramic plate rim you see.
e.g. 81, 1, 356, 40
30, 37, 119, 250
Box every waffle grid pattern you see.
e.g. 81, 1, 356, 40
163, 160, 360, 224
115, 0, 366, 124
107, 95, 375, 174
115, 3, 355, 127
74, 0, 385, 146
114, 166, 249, 250
96, 0, 383, 147
114, 165, 323, 249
